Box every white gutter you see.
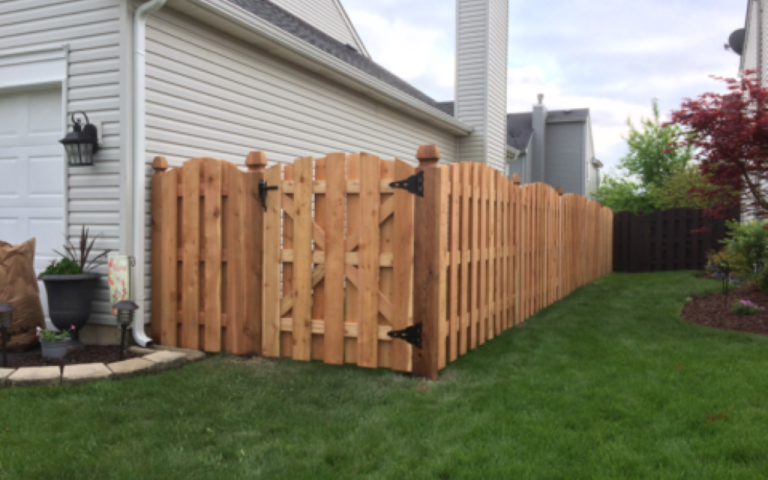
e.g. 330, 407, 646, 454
131, 0, 166, 347
178, 0, 473, 136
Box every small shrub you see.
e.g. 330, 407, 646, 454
719, 219, 768, 274
705, 248, 745, 275
757, 268, 768, 292
730, 299, 765, 315
42, 257, 83, 275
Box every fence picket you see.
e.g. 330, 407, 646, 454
357, 154, 381, 368
202, 158, 222, 353
180, 158, 201, 350
391, 159, 415, 372
262, 163, 283, 358
291, 157, 314, 361
323, 154, 346, 365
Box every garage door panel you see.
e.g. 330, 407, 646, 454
0, 156, 19, 195
0, 87, 63, 321
28, 155, 64, 196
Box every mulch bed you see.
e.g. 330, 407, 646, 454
681, 284, 768, 335
7, 345, 141, 370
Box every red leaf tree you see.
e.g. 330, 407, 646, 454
668, 72, 768, 218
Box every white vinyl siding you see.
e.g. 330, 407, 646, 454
0, 0, 127, 326
269, 0, 368, 56
544, 122, 585, 196
455, 0, 508, 172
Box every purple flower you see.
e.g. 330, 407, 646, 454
70, 325, 76, 331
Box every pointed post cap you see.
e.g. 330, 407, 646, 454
246, 151, 268, 172
511, 173, 521, 185
152, 156, 168, 173
556, 186, 563, 196
416, 144, 440, 171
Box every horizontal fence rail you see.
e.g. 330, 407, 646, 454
150, 145, 613, 378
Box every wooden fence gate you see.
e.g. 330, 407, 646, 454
151, 145, 614, 378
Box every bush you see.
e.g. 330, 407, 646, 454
42, 257, 83, 275
730, 299, 765, 315
719, 219, 768, 275
705, 248, 745, 275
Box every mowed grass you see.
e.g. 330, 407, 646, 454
2, 272, 768, 479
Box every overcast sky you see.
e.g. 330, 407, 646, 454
343, 0, 746, 171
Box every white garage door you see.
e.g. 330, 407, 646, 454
0, 86, 64, 317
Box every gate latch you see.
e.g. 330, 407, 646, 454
387, 322, 422, 349
389, 171, 424, 197
258, 180, 278, 211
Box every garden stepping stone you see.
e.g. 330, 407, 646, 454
153, 345, 206, 362
9, 366, 61, 387
0, 368, 13, 388
143, 350, 187, 371
62, 363, 112, 386
108, 358, 155, 379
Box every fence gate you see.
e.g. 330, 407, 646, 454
261, 153, 416, 370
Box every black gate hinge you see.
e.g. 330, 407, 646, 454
258, 180, 278, 212
387, 322, 422, 349
389, 171, 424, 197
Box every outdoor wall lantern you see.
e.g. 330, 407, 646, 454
712, 261, 730, 308
114, 300, 139, 361
0, 303, 16, 368
59, 111, 99, 167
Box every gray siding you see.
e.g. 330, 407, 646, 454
0, 0, 127, 326
544, 122, 584, 195
269, 0, 368, 56
455, 0, 508, 171
584, 121, 599, 197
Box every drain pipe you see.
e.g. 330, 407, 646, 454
131, 0, 166, 346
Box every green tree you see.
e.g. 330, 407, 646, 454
649, 165, 735, 210
592, 99, 694, 213
593, 174, 656, 214
621, 98, 693, 188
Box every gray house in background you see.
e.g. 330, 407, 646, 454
507, 96, 603, 197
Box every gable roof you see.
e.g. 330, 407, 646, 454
226, 0, 446, 111
506, 112, 534, 151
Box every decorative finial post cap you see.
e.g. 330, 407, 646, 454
246, 151, 268, 172
416, 145, 440, 171
511, 173, 521, 185
556, 186, 563, 196
152, 156, 168, 173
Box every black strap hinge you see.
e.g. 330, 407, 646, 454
387, 322, 422, 349
389, 171, 424, 197
258, 180, 278, 212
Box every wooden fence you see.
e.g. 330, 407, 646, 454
613, 208, 739, 273
150, 146, 613, 378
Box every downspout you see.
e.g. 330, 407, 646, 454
132, 0, 166, 346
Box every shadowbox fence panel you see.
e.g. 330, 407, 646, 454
150, 147, 613, 377
613, 208, 739, 273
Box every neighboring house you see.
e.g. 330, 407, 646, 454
0, 0, 509, 344
728, 0, 765, 220
505, 96, 602, 197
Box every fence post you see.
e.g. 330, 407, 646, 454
245, 152, 267, 355
412, 145, 446, 380
150, 156, 168, 343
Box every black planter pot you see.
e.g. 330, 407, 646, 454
39, 273, 100, 342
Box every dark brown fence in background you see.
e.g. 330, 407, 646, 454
613, 208, 740, 273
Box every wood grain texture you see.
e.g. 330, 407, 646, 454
357, 153, 380, 369
154, 167, 178, 347
244, 157, 265, 356
391, 159, 415, 372
344, 154, 360, 364
180, 158, 201, 350
261, 164, 283, 357
291, 157, 314, 361
225, 161, 247, 354
323, 155, 346, 365
202, 158, 222, 353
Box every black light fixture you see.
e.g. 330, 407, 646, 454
0, 303, 15, 368
712, 261, 730, 308
59, 111, 99, 167
114, 300, 139, 361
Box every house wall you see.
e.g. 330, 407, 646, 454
268, 0, 367, 55
455, 0, 508, 172
584, 121, 599, 198
544, 122, 585, 195
0, 0, 129, 326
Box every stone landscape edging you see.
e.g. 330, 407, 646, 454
0, 345, 206, 388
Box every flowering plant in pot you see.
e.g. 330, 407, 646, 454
38, 226, 108, 343
36, 325, 75, 359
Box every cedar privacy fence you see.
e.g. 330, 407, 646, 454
613, 208, 740, 273
150, 146, 613, 379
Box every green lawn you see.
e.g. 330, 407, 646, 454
2, 272, 768, 479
